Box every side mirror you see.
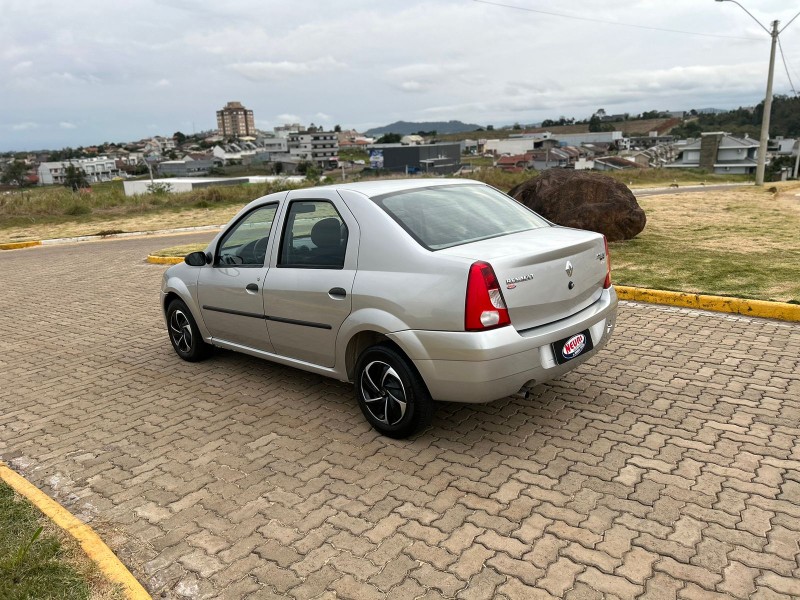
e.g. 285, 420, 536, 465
184, 251, 208, 266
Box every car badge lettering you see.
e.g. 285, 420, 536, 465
565, 261, 574, 277
562, 333, 586, 359
506, 273, 534, 287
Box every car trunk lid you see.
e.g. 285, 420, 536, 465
439, 227, 608, 331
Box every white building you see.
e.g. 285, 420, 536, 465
485, 138, 546, 156
400, 135, 424, 145
288, 131, 339, 167
212, 138, 289, 165
37, 156, 120, 185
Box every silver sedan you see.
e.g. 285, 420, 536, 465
161, 179, 617, 437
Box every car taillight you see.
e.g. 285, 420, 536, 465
603, 236, 612, 289
465, 261, 511, 331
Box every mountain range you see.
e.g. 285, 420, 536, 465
365, 120, 483, 136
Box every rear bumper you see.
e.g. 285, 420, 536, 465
389, 287, 617, 403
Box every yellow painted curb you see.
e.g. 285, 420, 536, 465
0, 240, 41, 250
146, 255, 183, 265
0, 463, 152, 600
615, 286, 800, 322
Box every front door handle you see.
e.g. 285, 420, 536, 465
328, 287, 347, 299
246, 283, 259, 292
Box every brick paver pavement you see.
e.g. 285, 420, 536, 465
1, 234, 799, 599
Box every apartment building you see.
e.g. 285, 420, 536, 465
216, 101, 256, 138
288, 131, 339, 167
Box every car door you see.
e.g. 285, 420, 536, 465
262, 190, 358, 368
197, 203, 279, 351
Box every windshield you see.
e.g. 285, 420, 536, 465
372, 184, 550, 250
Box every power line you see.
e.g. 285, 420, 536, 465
472, 0, 762, 41
778, 35, 799, 95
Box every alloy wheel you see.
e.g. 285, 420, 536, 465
360, 360, 408, 426
169, 309, 193, 354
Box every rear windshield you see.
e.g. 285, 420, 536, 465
372, 184, 550, 250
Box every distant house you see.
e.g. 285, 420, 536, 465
667, 132, 759, 174
618, 150, 652, 168
496, 153, 532, 172
400, 134, 424, 145
770, 137, 798, 156
158, 154, 218, 177
37, 156, 120, 185
593, 156, 640, 171
530, 148, 571, 170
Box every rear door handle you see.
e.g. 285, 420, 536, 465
246, 283, 259, 292
328, 287, 347, 299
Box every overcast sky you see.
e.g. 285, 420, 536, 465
2, 0, 799, 151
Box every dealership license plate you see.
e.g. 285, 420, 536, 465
552, 330, 594, 365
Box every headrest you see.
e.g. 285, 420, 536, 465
310, 218, 342, 249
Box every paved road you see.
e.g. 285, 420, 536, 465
633, 184, 750, 197
1, 234, 799, 600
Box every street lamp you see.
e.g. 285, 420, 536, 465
716, 0, 800, 185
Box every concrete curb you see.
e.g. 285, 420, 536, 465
0, 462, 151, 600
0, 240, 42, 250
616, 285, 800, 322
146, 255, 183, 265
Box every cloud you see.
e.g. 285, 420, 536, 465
59, 122, 77, 129
11, 61, 33, 73
314, 112, 331, 121
12, 122, 39, 131
277, 114, 302, 123
229, 57, 345, 81
155, 78, 171, 87
399, 81, 424, 93
386, 62, 471, 93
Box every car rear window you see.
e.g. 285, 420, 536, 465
372, 184, 550, 250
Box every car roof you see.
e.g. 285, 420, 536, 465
316, 178, 483, 198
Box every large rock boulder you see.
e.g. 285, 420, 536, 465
508, 170, 646, 241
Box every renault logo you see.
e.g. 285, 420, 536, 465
565, 261, 573, 277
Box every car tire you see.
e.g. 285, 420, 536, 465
166, 299, 211, 362
354, 344, 434, 438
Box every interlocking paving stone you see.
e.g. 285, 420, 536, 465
1, 234, 800, 599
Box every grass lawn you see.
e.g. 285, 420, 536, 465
0, 481, 122, 600
610, 183, 800, 303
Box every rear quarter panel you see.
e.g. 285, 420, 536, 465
338, 189, 472, 333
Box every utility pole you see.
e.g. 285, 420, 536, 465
756, 20, 778, 186
716, 1, 800, 186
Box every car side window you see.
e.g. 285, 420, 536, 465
278, 200, 348, 269
217, 204, 278, 267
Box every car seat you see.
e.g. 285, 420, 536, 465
310, 218, 346, 266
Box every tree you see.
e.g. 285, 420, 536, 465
296, 161, 320, 180
588, 114, 602, 132
173, 131, 187, 145
64, 164, 89, 191
1, 160, 32, 187
333, 124, 342, 133
376, 133, 401, 143
595, 108, 607, 118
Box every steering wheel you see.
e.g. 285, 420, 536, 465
237, 238, 268, 265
